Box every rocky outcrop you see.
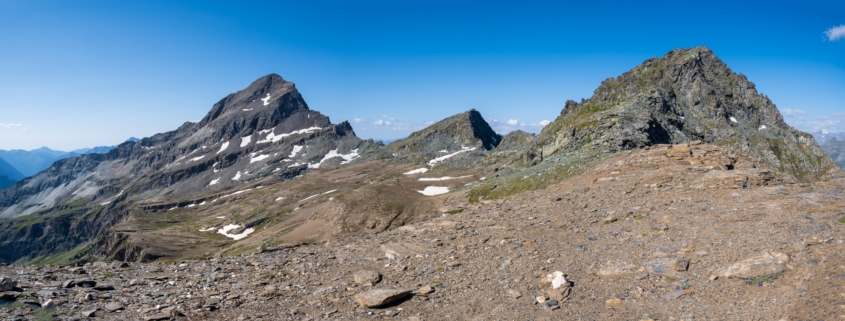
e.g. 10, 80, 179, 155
530, 47, 835, 181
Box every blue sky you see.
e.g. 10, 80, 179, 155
1, 0, 843, 150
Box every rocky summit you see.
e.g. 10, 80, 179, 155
1, 47, 844, 320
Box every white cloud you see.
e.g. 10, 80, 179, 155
507, 119, 519, 125
374, 119, 384, 125
0, 123, 26, 130
825, 25, 845, 41
539, 120, 551, 126
781, 108, 806, 117
353, 117, 363, 123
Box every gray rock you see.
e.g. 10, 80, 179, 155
718, 251, 789, 279
41, 299, 55, 308
353, 289, 412, 308
352, 270, 381, 285
81, 309, 97, 318
104, 302, 124, 312
645, 258, 686, 280
0, 277, 17, 291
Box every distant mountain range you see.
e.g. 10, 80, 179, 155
812, 130, 845, 144
0, 137, 140, 179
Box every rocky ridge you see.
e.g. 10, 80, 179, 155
530, 46, 833, 181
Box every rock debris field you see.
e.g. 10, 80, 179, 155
2, 144, 845, 320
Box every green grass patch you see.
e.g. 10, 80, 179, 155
448, 209, 464, 215
634, 215, 644, 221
746, 272, 784, 285
838, 217, 845, 224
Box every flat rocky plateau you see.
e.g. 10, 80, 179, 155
2, 143, 844, 320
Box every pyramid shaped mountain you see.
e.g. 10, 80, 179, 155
531, 47, 834, 181
386, 109, 501, 166
0, 74, 376, 218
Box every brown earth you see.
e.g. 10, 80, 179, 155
2, 143, 845, 320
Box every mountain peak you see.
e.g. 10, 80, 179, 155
536, 47, 835, 181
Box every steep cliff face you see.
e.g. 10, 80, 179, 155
531, 47, 834, 181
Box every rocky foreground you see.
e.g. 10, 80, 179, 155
2, 143, 844, 320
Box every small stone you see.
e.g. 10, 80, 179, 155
540, 271, 569, 289
544, 300, 559, 307
82, 309, 97, 318
446, 261, 461, 268
506, 289, 522, 299
94, 284, 115, 291
536, 296, 547, 304
41, 299, 55, 308
709, 275, 718, 281
417, 286, 434, 294
605, 298, 622, 307
105, 302, 124, 312
84, 293, 95, 301
0, 278, 17, 291
353, 270, 381, 285
62, 280, 75, 288
353, 289, 412, 308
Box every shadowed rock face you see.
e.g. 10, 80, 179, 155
531, 47, 835, 181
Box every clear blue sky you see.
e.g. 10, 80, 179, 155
1, 0, 843, 150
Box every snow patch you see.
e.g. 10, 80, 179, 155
187, 204, 196, 208
209, 178, 220, 186
417, 186, 450, 196
308, 149, 359, 169
188, 155, 205, 162
256, 127, 322, 144
217, 224, 255, 240
261, 93, 271, 106
240, 136, 252, 147
428, 147, 476, 166
199, 227, 216, 232
100, 201, 110, 206
729, 117, 738, 123
759, 125, 767, 130
275, 197, 284, 201
250, 154, 270, 163
289, 145, 303, 158
300, 189, 338, 202
243, 108, 253, 111
232, 171, 242, 181
418, 175, 472, 181
403, 168, 429, 175
217, 142, 229, 154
